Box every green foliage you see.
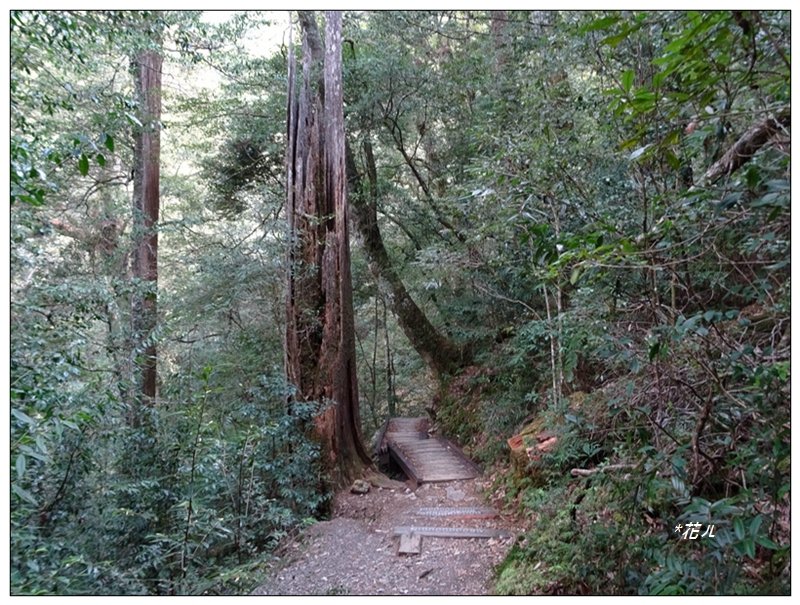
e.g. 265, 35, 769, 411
11, 11, 134, 205
10, 353, 327, 595
10, 8, 789, 597
495, 482, 660, 595
10, 10, 328, 595
639, 497, 789, 595
427, 9, 790, 595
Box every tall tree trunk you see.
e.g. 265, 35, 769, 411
490, 10, 509, 72
131, 47, 162, 414
286, 11, 371, 486
345, 138, 467, 378
384, 297, 397, 417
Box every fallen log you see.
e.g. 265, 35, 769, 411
700, 109, 790, 185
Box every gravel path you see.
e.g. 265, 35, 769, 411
252, 474, 516, 596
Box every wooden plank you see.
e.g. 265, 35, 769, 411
390, 433, 429, 438
388, 441, 422, 484
420, 467, 475, 474
414, 507, 498, 518
418, 467, 470, 473
420, 465, 475, 472
416, 463, 461, 469
423, 466, 476, 472
434, 436, 482, 474
420, 459, 468, 467
392, 438, 429, 444
423, 475, 476, 482
389, 435, 430, 440
419, 473, 472, 480
418, 464, 471, 473
422, 466, 476, 473
385, 417, 481, 484
417, 458, 472, 467
409, 464, 476, 477
420, 471, 476, 478
398, 532, 422, 555
405, 451, 454, 459
393, 526, 513, 539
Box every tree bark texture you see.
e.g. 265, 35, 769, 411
490, 10, 509, 72
131, 48, 162, 410
345, 138, 466, 378
700, 109, 790, 185
286, 11, 371, 485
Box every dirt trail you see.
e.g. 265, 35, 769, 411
252, 474, 516, 596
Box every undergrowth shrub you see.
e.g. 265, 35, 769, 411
11, 363, 328, 595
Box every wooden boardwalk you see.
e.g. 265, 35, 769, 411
378, 417, 480, 484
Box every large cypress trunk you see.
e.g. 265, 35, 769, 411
131, 48, 162, 412
286, 11, 371, 486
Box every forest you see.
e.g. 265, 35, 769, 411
9, 10, 790, 595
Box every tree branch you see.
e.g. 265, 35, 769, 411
570, 463, 637, 477
700, 109, 790, 185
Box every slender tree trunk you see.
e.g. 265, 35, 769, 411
384, 297, 397, 417
548, 198, 564, 398
286, 11, 371, 486
490, 10, 509, 72
131, 47, 161, 414
543, 284, 559, 408
345, 138, 467, 378
370, 297, 379, 424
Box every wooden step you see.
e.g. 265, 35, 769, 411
393, 526, 513, 539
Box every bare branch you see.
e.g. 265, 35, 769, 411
570, 463, 638, 478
